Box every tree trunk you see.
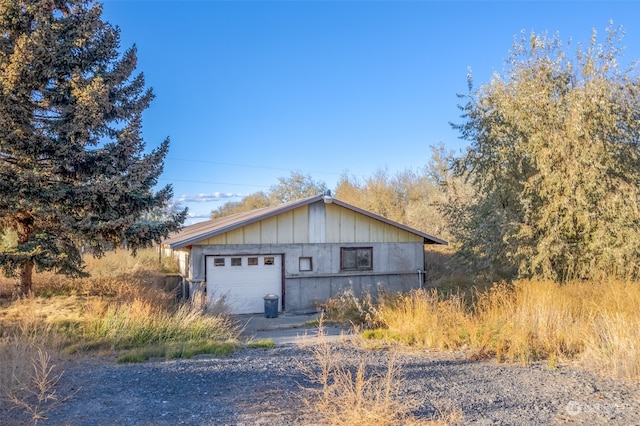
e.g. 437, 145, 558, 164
13, 213, 35, 298
13, 259, 34, 297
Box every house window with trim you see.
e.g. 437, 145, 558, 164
231, 257, 242, 266
299, 257, 312, 272
340, 247, 373, 271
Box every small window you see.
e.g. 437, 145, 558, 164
248, 257, 258, 266
264, 256, 275, 266
231, 257, 242, 266
299, 257, 312, 271
213, 258, 225, 267
341, 247, 372, 271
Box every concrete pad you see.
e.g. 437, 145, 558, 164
248, 326, 349, 345
235, 312, 352, 346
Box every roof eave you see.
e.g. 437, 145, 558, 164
166, 194, 448, 248
168, 195, 326, 249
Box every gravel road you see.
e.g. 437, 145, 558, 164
3, 336, 639, 426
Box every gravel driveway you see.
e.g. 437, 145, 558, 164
3, 326, 640, 425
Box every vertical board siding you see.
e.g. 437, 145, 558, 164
261, 215, 278, 242
203, 234, 226, 245
277, 211, 294, 243
294, 205, 309, 243
340, 208, 356, 242
324, 202, 422, 243
402, 229, 419, 242
369, 220, 385, 241
226, 228, 244, 244
244, 221, 262, 244
308, 202, 325, 243
355, 216, 370, 243
194, 201, 425, 246
325, 203, 341, 243
384, 225, 399, 242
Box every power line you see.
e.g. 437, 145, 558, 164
157, 177, 269, 188
166, 157, 343, 176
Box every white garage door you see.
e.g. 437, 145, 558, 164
205, 255, 282, 314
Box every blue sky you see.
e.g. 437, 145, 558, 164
100, 1, 640, 223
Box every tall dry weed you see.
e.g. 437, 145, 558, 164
3, 347, 75, 425
579, 280, 640, 380
82, 298, 238, 349
23, 249, 179, 305
82, 248, 179, 277
299, 319, 462, 425
301, 340, 418, 424
481, 280, 588, 363
355, 279, 640, 380
319, 288, 379, 327
0, 302, 71, 424
471, 280, 640, 370
0, 249, 204, 420
375, 289, 470, 349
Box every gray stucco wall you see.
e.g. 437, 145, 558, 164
188, 242, 425, 312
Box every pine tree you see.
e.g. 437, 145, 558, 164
0, 0, 186, 295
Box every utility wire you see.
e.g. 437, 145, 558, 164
166, 157, 343, 176
157, 177, 269, 188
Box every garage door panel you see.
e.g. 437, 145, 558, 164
205, 255, 282, 314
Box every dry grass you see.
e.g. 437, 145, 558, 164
318, 288, 379, 327
469, 280, 640, 378
3, 347, 76, 425
299, 319, 464, 426
578, 281, 640, 379
81, 297, 239, 351
0, 248, 180, 300
82, 248, 180, 276
0, 302, 71, 425
370, 289, 469, 350
471, 281, 586, 363
0, 249, 239, 421
0, 251, 238, 357
342, 279, 640, 381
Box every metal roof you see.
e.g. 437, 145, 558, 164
163, 194, 447, 249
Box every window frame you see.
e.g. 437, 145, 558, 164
299, 257, 313, 272
340, 247, 373, 271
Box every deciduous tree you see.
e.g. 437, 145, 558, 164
210, 171, 327, 218
267, 171, 328, 204
450, 25, 640, 281
335, 158, 463, 240
0, 0, 186, 295
210, 192, 270, 219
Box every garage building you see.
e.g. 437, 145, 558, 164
163, 193, 446, 314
